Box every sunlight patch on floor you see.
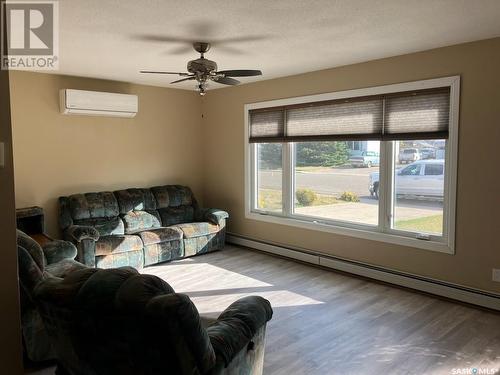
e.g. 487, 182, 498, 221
143, 261, 273, 291
191, 289, 324, 315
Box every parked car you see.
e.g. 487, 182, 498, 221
369, 160, 444, 199
349, 151, 380, 168
399, 148, 421, 164
420, 148, 436, 159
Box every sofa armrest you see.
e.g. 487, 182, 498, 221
42, 240, 78, 264
197, 208, 229, 226
65, 225, 99, 243
206, 296, 272, 367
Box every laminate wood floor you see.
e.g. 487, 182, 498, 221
27, 246, 500, 375
144, 246, 500, 375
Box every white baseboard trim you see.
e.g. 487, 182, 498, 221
227, 233, 500, 311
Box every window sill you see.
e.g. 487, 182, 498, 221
246, 210, 454, 254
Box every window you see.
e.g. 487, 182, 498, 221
293, 141, 380, 226
393, 141, 446, 236
247, 76, 459, 253
400, 163, 421, 176
256, 143, 282, 213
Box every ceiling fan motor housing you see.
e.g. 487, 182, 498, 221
140, 41, 261, 95
187, 58, 218, 75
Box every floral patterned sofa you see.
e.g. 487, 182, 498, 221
59, 185, 228, 269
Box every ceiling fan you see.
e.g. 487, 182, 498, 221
140, 42, 262, 95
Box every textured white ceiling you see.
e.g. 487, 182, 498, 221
51, 0, 500, 90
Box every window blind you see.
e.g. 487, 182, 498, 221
383, 90, 450, 140
249, 109, 285, 141
286, 99, 383, 141
248, 87, 450, 143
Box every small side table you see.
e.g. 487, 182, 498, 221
16, 206, 53, 246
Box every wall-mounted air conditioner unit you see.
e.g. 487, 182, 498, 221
59, 89, 138, 118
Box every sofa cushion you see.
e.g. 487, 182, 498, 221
114, 188, 157, 214
138, 227, 183, 246
151, 185, 194, 209
121, 211, 161, 234
173, 222, 220, 238
45, 258, 87, 278
158, 206, 195, 226
95, 235, 143, 256
74, 216, 124, 236
68, 192, 119, 220
115, 273, 175, 313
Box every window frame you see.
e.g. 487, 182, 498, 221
245, 76, 460, 254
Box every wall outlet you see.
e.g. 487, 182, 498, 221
492, 269, 500, 282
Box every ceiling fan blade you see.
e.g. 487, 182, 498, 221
140, 71, 190, 75
171, 77, 196, 84
217, 69, 262, 77
134, 35, 194, 44
213, 76, 240, 85
165, 45, 196, 55
212, 35, 269, 44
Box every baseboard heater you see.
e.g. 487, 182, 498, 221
227, 233, 500, 311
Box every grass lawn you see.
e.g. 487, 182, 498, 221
394, 214, 443, 234
258, 189, 340, 211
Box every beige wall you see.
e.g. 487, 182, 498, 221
0, 71, 23, 373
10, 71, 202, 237
201, 38, 500, 293
9, 38, 500, 295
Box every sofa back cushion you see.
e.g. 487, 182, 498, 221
151, 185, 196, 226
151, 185, 194, 209
114, 188, 157, 213
67, 192, 119, 221
158, 206, 195, 226
114, 188, 161, 233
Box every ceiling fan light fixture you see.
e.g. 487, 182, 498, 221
197, 83, 206, 96
140, 42, 262, 94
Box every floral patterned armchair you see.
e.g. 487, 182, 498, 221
16, 229, 86, 362
34, 267, 273, 374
